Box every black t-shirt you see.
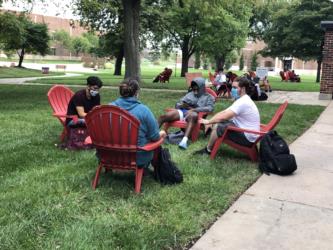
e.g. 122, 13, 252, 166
66, 89, 100, 124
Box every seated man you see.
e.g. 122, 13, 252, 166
195, 77, 260, 155
158, 77, 215, 150
111, 78, 166, 167
66, 76, 103, 127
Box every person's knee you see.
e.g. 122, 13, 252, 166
187, 111, 198, 122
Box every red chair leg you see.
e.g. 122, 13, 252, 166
60, 128, 67, 142
135, 168, 144, 193
248, 147, 258, 162
191, 126, 200, 142
210, 137, 223, 159
92, 164, 103, 190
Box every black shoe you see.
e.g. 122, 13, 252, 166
194, 147, 211, 155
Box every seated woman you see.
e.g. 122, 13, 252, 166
260, 76, 272, 92
110, 78, 166, 167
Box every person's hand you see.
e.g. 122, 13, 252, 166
200, 118, 210, 125
159, 130, 167, 138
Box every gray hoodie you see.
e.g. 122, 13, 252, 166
176, 77, 215, 112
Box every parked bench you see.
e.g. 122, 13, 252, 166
56, 64, 66, 71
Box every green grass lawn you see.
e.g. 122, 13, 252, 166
0, 84, 324, 249
26, 67, 320, 92
0, 67, 64, 78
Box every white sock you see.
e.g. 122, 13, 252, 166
181, 136, 188, 144
206, 146, 211, 153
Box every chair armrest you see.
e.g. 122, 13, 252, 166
53, 113, 78, 119
165, 108, 176, 112
138, 137, 164, 151
226, 126, 267, 136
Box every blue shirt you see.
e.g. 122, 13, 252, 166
111, 97, 160, 166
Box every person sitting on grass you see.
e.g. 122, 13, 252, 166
66, 76, 103, 127
260, 76, 272, 92
158, 77, 215, 150
111, 77, 167, 168
195, 77, 260, 155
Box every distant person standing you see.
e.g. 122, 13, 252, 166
66, 76, 103, 127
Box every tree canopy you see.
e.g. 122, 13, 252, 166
262, 0, 333, 81
0, 12, 49, 67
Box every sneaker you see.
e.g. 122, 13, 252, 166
178, 140, 188, 150
194, 147, 211, 155
269, 89, 272, 92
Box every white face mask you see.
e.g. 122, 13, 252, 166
90, 89, 99, 97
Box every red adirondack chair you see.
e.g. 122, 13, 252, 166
163, 88, 217, 142
85, 105, 164, 193
210, 101, 288, 161
47, 85, 75, 142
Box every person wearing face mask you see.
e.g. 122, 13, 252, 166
66, 76, 103, 127
195, 77, 260, 155
110, 77, 167, 167
158, 77, 215, 150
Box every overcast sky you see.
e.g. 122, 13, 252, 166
1, 0, 79, 19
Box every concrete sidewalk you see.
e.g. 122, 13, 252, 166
192, 100, 333, 250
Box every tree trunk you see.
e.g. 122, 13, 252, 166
316, 59, 322, 83
180, 36, 191, 77
215, 55, 225, 70
181, 51, 190, 77
114, 45, 124, 76
18, 48, 25, 67
194, 51, 200, 69
122, 0, 141, 80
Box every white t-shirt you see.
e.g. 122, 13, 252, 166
215, 73, 226, 84
227, 95, 260, 142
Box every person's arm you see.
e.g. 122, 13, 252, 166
193, 95, 215, 113
201, 109, 235, 125
75, 106, 87, 118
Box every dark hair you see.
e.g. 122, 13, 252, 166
235, 77, 251, 95
119, 77, 140, 97
87, 76, 103, 88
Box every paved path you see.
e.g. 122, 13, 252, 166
0, 73, 81, 85
191, 100, 333, 250
0, 78, 330, 106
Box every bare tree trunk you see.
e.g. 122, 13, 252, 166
215, 55, 225, 70
181, 54, 190, 77
18, 48, 25, 67
122, 0, 141, 80
316, 59, 322, 83
194, 51, 200, 69
114, 45, 124, 76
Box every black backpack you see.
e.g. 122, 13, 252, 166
153, 147, 183, 184
259, 131, 297, 175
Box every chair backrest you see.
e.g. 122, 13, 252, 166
47, 85, 74, 115
185, 72, 203, 87
208, 71, 215, 83
205, 87, 218, 101
262, 101, 288, 132
85, 105, 141, 168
